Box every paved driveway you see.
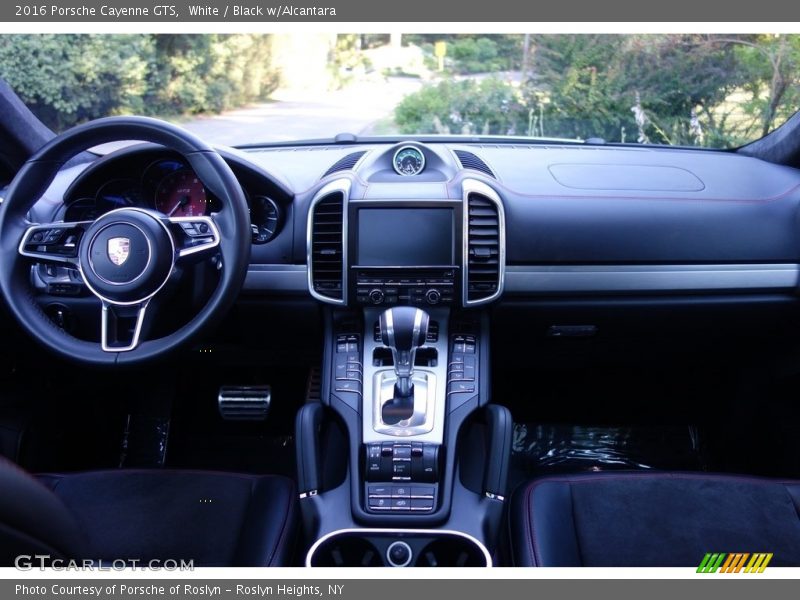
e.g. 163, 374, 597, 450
180, 77, 423, 146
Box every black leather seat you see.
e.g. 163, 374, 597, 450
0, 458, 297, 566
510, 472, 800, 567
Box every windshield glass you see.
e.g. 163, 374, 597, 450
0, 33, 797, 148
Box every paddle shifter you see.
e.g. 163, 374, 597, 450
379, 306, 430, 425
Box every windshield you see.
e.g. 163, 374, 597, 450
0, 33, 797, 149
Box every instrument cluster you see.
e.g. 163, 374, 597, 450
63, 158, 283, 244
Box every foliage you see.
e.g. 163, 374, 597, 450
329, 34, 373, 89
405, 34, 523, 74
396, 34, 800, 148
0, 35, 153, 130
0, 34, 280, 130
525, 35, 630, 141
448, 38, 507, 74
526, 34, 750, 145
147, 35, 279, 115
395, 77, 526, 135
724, 35, 800, 138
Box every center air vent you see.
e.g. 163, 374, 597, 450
464, 187, 504, 304
309, 190, 346, 303
454, 150, 495, 178
322, 151, 367, 178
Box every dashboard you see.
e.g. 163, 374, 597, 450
14, 136, 800, 355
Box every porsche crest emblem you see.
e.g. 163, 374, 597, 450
107, 237, 131, 266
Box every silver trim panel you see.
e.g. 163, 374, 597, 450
505, 264, 800, 294
372, 370, 437, 437
305, 527, 492, 568
306, 178, 350, 305
242, 263, 800, 295
462, 179, 506, 306
101, 300, 149, 353
363, 307, 449, 445
168, 215, 221, 258
19, 220, 93, 265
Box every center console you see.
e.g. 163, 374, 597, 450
297, 175, 510, 567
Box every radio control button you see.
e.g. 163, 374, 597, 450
425, 289, 442, 305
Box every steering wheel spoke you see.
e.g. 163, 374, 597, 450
19, 221, 90, 266
101, 299, 150, 352
167, 215, 221, 260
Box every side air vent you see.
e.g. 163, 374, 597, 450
309, 191, 346, 303
454, 150, 495, 178
465, 190, 504, 304
322, 151, 367, 178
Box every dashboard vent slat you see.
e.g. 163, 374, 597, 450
310, 193, 345, 301
466, 194, 502, 303
454, 150, 495, 179
322, 151, 366, 178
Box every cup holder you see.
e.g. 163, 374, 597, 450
306, 529, 491, 567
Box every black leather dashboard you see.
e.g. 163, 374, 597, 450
14, 138, 800, 301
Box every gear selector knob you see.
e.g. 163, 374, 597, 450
379, 307, 430, 423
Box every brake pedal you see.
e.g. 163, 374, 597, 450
218, 385, 271, 421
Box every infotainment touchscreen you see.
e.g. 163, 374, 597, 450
357, 208, 454, 267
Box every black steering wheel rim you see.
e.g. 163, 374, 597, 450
0, 116, 251, 366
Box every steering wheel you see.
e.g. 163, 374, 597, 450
0, 117, 251, 366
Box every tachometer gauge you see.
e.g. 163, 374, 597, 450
392, 146, 426, 176
250, 196, 282, 244
154, 169, 208, 217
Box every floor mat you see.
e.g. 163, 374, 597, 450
509, 423, 706, 493
166, 430, 295, 477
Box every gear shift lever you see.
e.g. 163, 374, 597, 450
379, 306, 430, 424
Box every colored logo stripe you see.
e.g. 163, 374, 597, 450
697, 553, 773, 573
744, 553, 773, 573
697, 553, 725, 573
720, 553, 749, 573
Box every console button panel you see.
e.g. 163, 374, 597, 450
364, 442, 439, 513
447, 332, 478, 410
366, 483, 436, 512
355, 269, 456, 307
364, 442, 439, 482
332, 333, 362, 410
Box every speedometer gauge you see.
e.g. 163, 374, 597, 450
392, 146, 426, 176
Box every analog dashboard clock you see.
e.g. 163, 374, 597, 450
392, 145, 426, 176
